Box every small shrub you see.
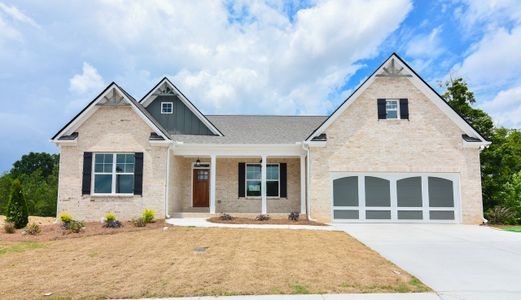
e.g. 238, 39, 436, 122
288, 212, 300, 221
67, 220, 85, 233
486, 206, 517, 224
142, 208, 155, 223
132, 217, 147, 227
59, 212, 73, 223
5, 179, 29, 229
103, 213, 122, 228
220, 213, 233, 221
24, 223, 41, 235
255, 214, 270, 221
3, 222, 16, 234
105, 213, 117, 222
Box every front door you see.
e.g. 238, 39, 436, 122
193, 169, 210, 207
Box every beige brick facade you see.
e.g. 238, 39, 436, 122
168, 157, 302, 215
309, 76, 483, 224
57, 106, 168, 221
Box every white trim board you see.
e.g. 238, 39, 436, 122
306, 53, 489, 144
52, 83, 170, 143
139, 77, 223, 136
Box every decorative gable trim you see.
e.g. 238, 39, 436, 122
139, 77, 223, 136
51, 83, 171, 143
305, 53, 490, 144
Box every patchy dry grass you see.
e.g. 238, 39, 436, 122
208, 216, 327, 226
0, 227, 429, 299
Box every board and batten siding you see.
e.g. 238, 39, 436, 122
146, 95, 214, 135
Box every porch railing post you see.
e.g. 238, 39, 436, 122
261, 155, 267, 214
210, 154, 216, 214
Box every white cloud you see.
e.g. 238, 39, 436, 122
0, 2, 40, 28
69, 62, 105, 95
482, 86, 521, 128
92, 0, 411, 114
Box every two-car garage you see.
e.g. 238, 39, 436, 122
332, 173, 460, 223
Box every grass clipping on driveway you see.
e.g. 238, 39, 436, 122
0, 227, 429, 299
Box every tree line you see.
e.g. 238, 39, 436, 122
0, 78, 519, 222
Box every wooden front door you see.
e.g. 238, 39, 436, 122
193, 169, 210, 207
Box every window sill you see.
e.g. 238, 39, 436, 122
89, 194, 136, 198
244, 197, 282, 200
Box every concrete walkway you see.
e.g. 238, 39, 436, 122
166, 217, 335, 230
338, 224, 521, 300
143, 292, 439, 300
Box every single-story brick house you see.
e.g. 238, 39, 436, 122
51, 53, 490, 224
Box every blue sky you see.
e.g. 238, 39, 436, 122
1, 0, 521, 172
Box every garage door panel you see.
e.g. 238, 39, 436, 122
430, 210, 455, 220
366, 210, 391, 220
397, 177, 422, 207
398, 210, 423, 220
365, 176, 390, 207
332, 173, 459, 223
333, 210, 359, 220
428, 177, 454, 207
333, 176, 358, 206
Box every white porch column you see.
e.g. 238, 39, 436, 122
261, 155, 267, 214
300, 155, 306, 214
210, 154, 216, 214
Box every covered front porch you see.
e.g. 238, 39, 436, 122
166, 144, 308, 218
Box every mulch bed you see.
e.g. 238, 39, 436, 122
207, 217, 327, 226
0, 220, 169, 242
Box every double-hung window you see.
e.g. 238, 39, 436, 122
245, 163, 280, 198
385, 99, 399, 119
93, 153, 135, 195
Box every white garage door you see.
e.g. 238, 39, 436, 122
332, 173, 460, 223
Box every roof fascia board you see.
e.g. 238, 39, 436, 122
173, 143, 305, 157
140, 77, 223, 136
52, 83, 170, 142
306, 53, 488, 143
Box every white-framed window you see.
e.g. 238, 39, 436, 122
93, 153, 135, 195
161, 102, 173, 114
245, 163, 280, 198
385, 99, 400, 119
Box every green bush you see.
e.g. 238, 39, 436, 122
59, 212, 73, 223
3, 222, 16, 234
142, 208, 155, 223
5, 179, 29, 229
132, 217, 147, 227
486, 206, 517, 224
105, 213, 117, 222
67, 220, 85, 233
24, 223, 41, 235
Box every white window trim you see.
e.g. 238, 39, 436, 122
385, 99, 400, 119
92, 153, 135, 196
245, 163, 280, 199
161, 102, 174, 114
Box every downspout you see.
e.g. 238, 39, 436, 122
55, 143, 62, 223
301, 142, 315, 221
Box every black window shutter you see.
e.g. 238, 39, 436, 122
280, 163, 287, 198
377, 98, 386, 119
82, 152, 92, 195
134, 152, 144, 195
400, 98, 409, 120
238, 163, 245, 197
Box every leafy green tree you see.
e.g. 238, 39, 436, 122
10, 152, 59, 180
6, 179, 29, 228
0, 173, 13, 215
442, 78, 494, 140
18, 168, 58, 216
502, 170, 521, 217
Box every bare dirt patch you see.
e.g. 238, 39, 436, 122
208, 217, 327, 226
0, 227, 429, 299
0, 219, 167, 242
0, 215, 55, 227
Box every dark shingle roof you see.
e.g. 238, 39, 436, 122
171, 115, 327, 144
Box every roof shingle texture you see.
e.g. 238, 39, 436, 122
171, 115, 327, 144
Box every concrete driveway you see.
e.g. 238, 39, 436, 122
336, 224, 521, 300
